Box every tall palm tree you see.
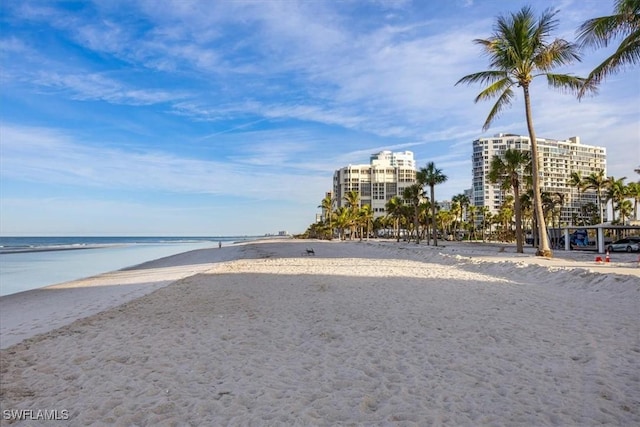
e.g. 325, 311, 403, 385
583, 170, 609, 223
456, 6, 595, 257
420, 162, 448, 246
577, 0, 640, 96
488, 148, 531, 253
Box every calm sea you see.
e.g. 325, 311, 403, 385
0, 236, 257, 296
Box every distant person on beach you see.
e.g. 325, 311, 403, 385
218, 241, 222, 249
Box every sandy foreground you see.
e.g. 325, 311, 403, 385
0, 239, 638, 426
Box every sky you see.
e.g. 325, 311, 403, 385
1, 0, 638, 236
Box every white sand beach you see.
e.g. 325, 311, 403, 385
1, 239, 638, 426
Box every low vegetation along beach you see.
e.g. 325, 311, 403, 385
1, 239, 639, 426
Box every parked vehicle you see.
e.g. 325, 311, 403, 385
607, 237, 640, 253
558, 229, 591, 248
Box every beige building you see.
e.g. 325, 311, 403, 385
472, 134, 607, 224
333, 151, 416, 217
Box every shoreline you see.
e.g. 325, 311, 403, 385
0, 245, 106, 255
0, 240, 237, 297
1, 239, 638, 425
2, 239, 638, 350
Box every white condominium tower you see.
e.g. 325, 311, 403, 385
472, 134, 607, 224
333, 150, 416, 217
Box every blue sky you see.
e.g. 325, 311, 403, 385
1, 0, 638, 236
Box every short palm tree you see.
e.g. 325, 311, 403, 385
618, 199, 634, 224
496, 196, 515, 242
488, 148, 531, 253
606, 176, 628, 223
450, 201, 462, 234
343, 190, 360, 240
438, 209, 454, 238
468, 205, 478, 240
480, 206, 491, 242
385, 196, 404, 242
627, 181, 640, 220
456, 6, 595, 257
583, 170, 609, 223
553, 192, 566, 229
568, 171, 584, 225
452, 193, 470, 231
318, 194, 335, 239
359, 204, 374, 241
334, 207, 351, 240
398, 205, 413, 240
403, 184, 425, 243
577, 0, 640, 96
420, 162, 447, 246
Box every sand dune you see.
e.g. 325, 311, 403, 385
1, 240, 638, 426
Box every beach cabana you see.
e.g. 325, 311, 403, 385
562, 223, 640, 254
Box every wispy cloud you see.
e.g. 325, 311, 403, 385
30, 72, 188, 105
0, 125, 329, 203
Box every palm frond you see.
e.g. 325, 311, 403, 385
544, 73, 594, 95
602, 30, 640, 71
455, 70, 506, 87
482, 87, 515, 131
534, 8, 560, 39
534, 39, 582, 71
576, 0, 639, 49
580, 29, 640, 96
473, 77, 513, 103
577, 15, 623, 48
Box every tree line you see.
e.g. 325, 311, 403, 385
305, 158, 640, 254
307, 162, 448, 245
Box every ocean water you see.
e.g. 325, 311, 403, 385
0, 236, 256, 297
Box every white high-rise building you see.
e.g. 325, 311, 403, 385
472, 134, 607, 224
333, 150, 416, 217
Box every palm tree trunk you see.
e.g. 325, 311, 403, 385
414, 205, 420, 244
597, 190, 604, 223
395, 218, 400, 242
514, 188, 523, 253
430, 185, 438, 246
523, 85, 552, 257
